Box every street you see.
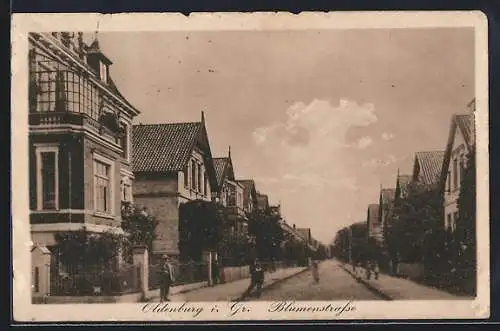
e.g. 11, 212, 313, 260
253, 260, 384, 301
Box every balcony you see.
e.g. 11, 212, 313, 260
29, 111, 117, 138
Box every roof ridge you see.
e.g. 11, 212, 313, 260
133, 121, 202, 127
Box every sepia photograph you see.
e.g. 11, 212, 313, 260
11, 12, 489, 321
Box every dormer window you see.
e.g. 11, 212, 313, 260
100, 61, 108, 84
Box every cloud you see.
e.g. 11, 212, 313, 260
381, 132, 395, 141
362, 155, 397, 167
355, 136, 373, 149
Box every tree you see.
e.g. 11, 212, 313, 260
54, 227, 124, 272
178, 199, 225, 262
247, 207, 284, 261
385, 181, 443, 265
121, 202, 159, 255
455, 150, 476, 295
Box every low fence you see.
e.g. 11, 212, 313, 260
149, 262, 209, 290
50, 264, 141, 296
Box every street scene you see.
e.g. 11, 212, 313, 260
27, 28, 476, 305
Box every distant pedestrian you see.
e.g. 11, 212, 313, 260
312, 260, 320, 283
212, 258, 220, 285
159, 255, 174, 302
241, 258, 264, 299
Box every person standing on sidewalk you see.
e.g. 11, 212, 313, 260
311, 260, 320, 283
159, 255, 175, 302
241, 258, 264, 299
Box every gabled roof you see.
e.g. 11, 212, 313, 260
439, 111, 476, 191
132, 122, 203, 173
256, 193, 269, 209
213, 157, 230, 188
412, 151, 445, 186
237, 179, 256, 192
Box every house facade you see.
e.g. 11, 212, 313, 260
213, 148, 248, 264
236, 179, 258, 216
29, 33, 140, 252
131, 113, 218, 260
440, 100, 476, 232
411, 151, 445, 187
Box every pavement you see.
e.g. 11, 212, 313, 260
254, 259, 384, 301
338, 260, 474, 300
147, 266, 308, 302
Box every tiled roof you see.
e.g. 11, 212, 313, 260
256, 194, 269, 209
213, 157, 229, 188
414, 151, 445, 185
296, 228, 311, 242
132, 122, 202, 173
380, 188, 396, 205
237, 179, 256, 191
455, 114, 475, 151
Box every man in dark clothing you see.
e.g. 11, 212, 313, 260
159, 255, 174, 302
241, 258, 264, 299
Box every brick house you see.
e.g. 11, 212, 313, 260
212, 148, 248, 264
440, 100, 476, 232
29, 33, 140, 263
131, 113, 218, 261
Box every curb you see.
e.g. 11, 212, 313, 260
262, 267, 310, 292
339, 264, 393, 301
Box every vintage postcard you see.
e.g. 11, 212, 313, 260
11, 11, 489, 322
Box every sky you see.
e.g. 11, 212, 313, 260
85, 28, 474, 244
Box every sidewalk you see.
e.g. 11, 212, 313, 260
148, 266, 308, 302
338, 261, 473, 300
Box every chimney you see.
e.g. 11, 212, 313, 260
293, 224, 296, 229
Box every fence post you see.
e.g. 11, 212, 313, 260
31, 244, 52, 302
132, 245, 149, 301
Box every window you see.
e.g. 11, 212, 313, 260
94, 155, 114, 214
459, 154, 466, 184
446, 213, 452, 230
120, 177, 132, 202
197, 164, 202, 193
191, 160, 197, 191
100, 62, 108, 83
447, 171, 451, 192
33, 267, 40, 293
453, 158, 458, 190
183, 165, 189, 188
203, 172, 208, 195
119, 123, 129, 160
453, 211, 459, 232
35, 146, 59, 210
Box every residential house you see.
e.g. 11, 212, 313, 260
367, 204, 381, 243
212, 147, 248, 263
131, 113, 218, 261
236, 179, 258, 215
378, 187, 396, 245
29, 33, 140, 265
440, 100, 476, 232
256, 193, 270, 210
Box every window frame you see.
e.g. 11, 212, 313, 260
93, 152, 115, 216
35, 144, 59, 211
